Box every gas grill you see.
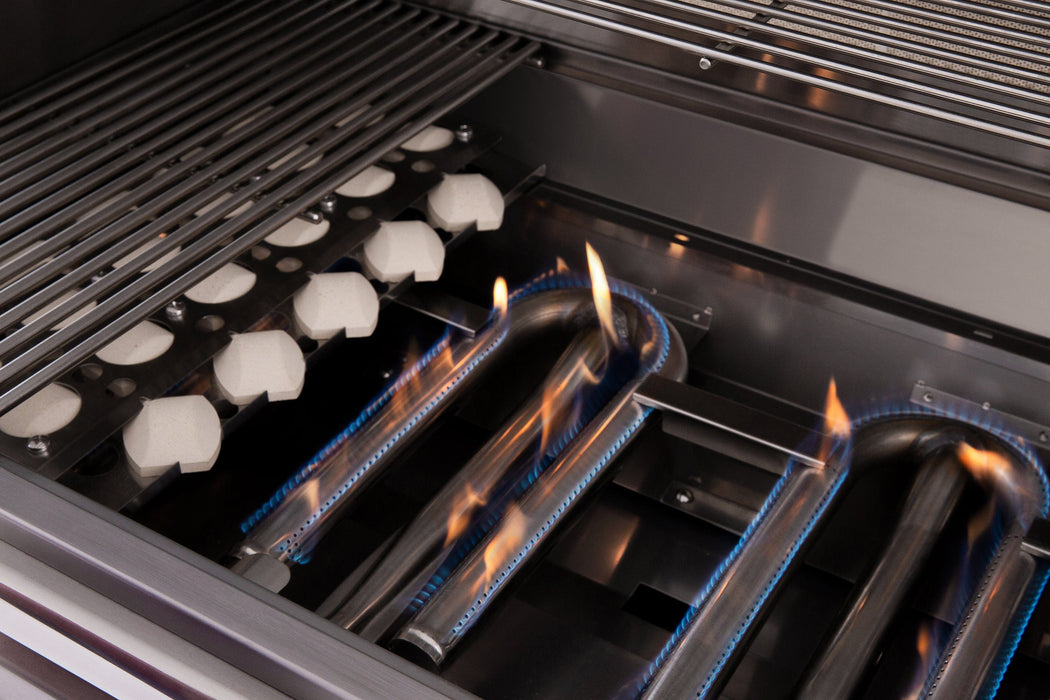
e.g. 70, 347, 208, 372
1, 1, 1049, 698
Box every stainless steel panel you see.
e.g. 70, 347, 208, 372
0, 460, 471, 700
460, 68, 1050, 340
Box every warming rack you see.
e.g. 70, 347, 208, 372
493, 0, 1050, 146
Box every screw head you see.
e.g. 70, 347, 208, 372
674, 488, 694, 505
455, 124, 474, 143
165, 299, 187, 322
923, 391, 934, 403
699, 56, 713, 70
691, 312, 701, 322
26, 435, 51, 457
981, 401, 991, 410
1040, 432, 1048, 443
319, 194, 338, 214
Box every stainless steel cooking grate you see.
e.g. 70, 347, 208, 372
496, 0, 1050, 146
0, 0, 538, 414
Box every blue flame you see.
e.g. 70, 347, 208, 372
401, 273, 673, 625
978, 563, 1050, 699
636, 438, 851, 698
406, 349, 641, 617
239, 268, 672, 564
445, 407, 654, 637
636, 398, 1049, 699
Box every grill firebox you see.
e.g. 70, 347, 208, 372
0, 1, 1049, 699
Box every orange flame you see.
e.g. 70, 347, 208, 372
475, 504, 527, 595
303, 478, 321, 515
585, 242, 620, 348
445, 484, 487, 547
903, 622, 936, 700
538, 354, 601, 459
387, 339, 422, 423
555, 257, 570, 275
824, 379, 851, 439
956, 443, 1011, 487
818, 379, 851, 461
493, 277, 508, 317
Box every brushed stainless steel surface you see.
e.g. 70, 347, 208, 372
929, 538, 1038, 699
332, 330, 607, 638
0, 539, 284, 699
0, 0, 539, 415
395, 318, 687, 664
460, 71, 1050, 341
0, 460, 472, 700
634, 375, 824, 470
798, 446, 968, 699
639, 457, 847, 698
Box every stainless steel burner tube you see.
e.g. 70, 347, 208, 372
231, 277, 680, 591
330, 329, 608, 640
798, 436, 969, 699
394, 322, 687, 665
637, 417, 1047, 700
636, 420, 944, 699
925, 446, 1048, 699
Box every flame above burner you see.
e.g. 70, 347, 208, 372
476, 504, 527, 595
956, 443, 1011, 486
903, 621, 937, 700
492, 276, 508, 317
585, 242, 620, 349
555, 256, 570, 275
824, 379, 851, 440
818, 378, 851, 461
445, 484, 488, 547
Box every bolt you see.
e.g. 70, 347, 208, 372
1040, 432, 1048, 443
675, 488, 694, 505
26, 435, 50, 458
923, 391, 934, 403
319, 194, 338, 214
692, 312, 701, 322
165, 299, 187, 322
699, 56, 713, 70
455, 124, 474, 143
981, 401, 991, 410
650, 287, 658, 295
298, 209, 324, 224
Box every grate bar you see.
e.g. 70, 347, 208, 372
700, 0, 1050, 89
0, 0, 397, 254
822, 0, 1050, 48
0, 0, 263, 130
0, 1, 305, 159
496, 0, 1050, 149
650, 0, 1050, 109
0, 12, 448, 335
576, 0, 1050, 126
0, 1, 538, 413
0, 1, 352, 180
781, 0, 1050, 67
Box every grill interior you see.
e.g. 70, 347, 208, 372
0, 0, 537, 415
0, 1, 1049, 699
